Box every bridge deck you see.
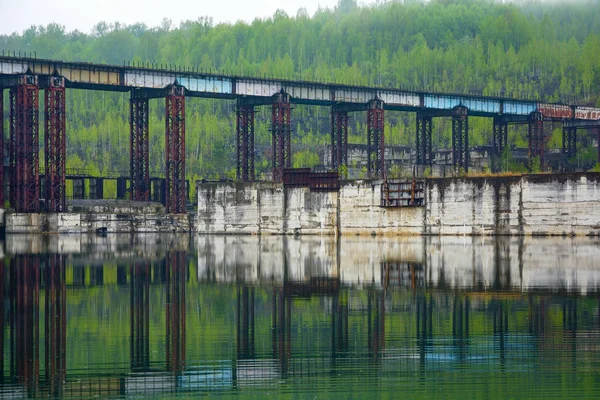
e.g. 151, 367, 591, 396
1, 55, 599, 121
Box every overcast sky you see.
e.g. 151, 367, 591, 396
0, 0, 374, 35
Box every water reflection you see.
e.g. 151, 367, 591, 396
1, 235, 600, 399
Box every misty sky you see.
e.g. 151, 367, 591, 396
0, 0, 375, 35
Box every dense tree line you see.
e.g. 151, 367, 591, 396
2, 0, 600, 185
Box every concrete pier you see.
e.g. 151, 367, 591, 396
197, 173, 600, 236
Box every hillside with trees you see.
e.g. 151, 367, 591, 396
2, 0, 600, 184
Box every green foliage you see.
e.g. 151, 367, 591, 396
388, 164, 402, 179
590, 163, 600, 172
529, 156, 541, 173
2, 0, 599, 179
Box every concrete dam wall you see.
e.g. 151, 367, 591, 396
196, 173, 600, 236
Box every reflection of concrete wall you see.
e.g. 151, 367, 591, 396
198, 173, 600, 236
195, 236, 600, 294
196, 236, 337, 284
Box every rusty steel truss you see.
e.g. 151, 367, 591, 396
166, 251, 186, 373
331, 107, 349, 171
45, 77, 67, 212
10, 75, 40, 212
130, 94, 150, 201
452, 106, 469, 172
271, 91, 291, 182
367, 99, 385, 178
562, 125, 577, 161
528, 111, 544, 171
236, 102, 255, 182
493, 116, 508, 156
165, 85, 186, 213
416, 112, 432, 165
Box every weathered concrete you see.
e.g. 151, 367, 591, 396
4, 200, 192, 233
197, 173, 600, 236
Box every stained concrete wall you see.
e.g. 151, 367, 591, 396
197, 173, 600, 236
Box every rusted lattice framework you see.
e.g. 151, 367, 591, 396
452, 106, 469, 172
45, 76, 67, 212
416, 111, 432, 165
236, 100, 255, 181
166, 251, 186, 373
527, 111, 544, 171
367, 99, 385, 178
130, 92, 150, 201
271, 91, 291, 182
45, 254, 66, 397
331, 106, 349, 171
562, 123, 577, 161
493, 116, 508, 156
165, 85, 186, 213
10, 255, 41, 396
130, 262, 150, 371
10, 75, 40, 212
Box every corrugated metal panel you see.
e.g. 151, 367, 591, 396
424, 95, 500, 113
125, 72, 173, 88
236, 80, 281, 97
63, 67, 120, 85
575, 106, 600, 121
334, 89, 375, 103
380, 91, 420, 107
178, 76, 232, 94
283, 85, 330, 101
538, 103, 572, 119
0, 61, 27, 74
503, 101, 536, 116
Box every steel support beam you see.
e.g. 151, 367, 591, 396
367, 99, 385, 178
130, 93, 150, 201
562, 124, 577, 161
166, 252, 186, 373
236, 101, 255, 182
10, 255, 40, 396
416, 111, 432, 165
452, 106, 469, 172
271, 91, 291, 182
10, 75, 40, 212
45, 254, 66, 397
0, 260, 4, 384
0, 89, 4, 206
527, 111, 544, 171
45, 77, 66, 212
493, 116, 508, 156
130, 262, 150, 371
331, 107, 349, 172
165, 85, 186, 213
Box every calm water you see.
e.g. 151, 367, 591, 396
2, 234, 600, 399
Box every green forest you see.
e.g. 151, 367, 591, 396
2, 0, 600, 186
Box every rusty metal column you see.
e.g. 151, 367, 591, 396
367, 99, 385, 178
236, 101, 255, 182
45, 77, 66, 212
562, 124, 576, 161
452, 106, 469, 172
0, 89, 4, 206
166, 252, 186, 373
331, 106, 349, 172
10, 255, 40, 396
165, 85, 186, 213
130, 262, 150, 371
528, 111, 544, 171
130, 92, 150, 201
0, 260, 4, 384
493, 116, 508, 156
416, 111, 432, 165
45, 254, 66, 397
271, 91, 291, 182
10, 75, 40, 212
237, 286, 255, 359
